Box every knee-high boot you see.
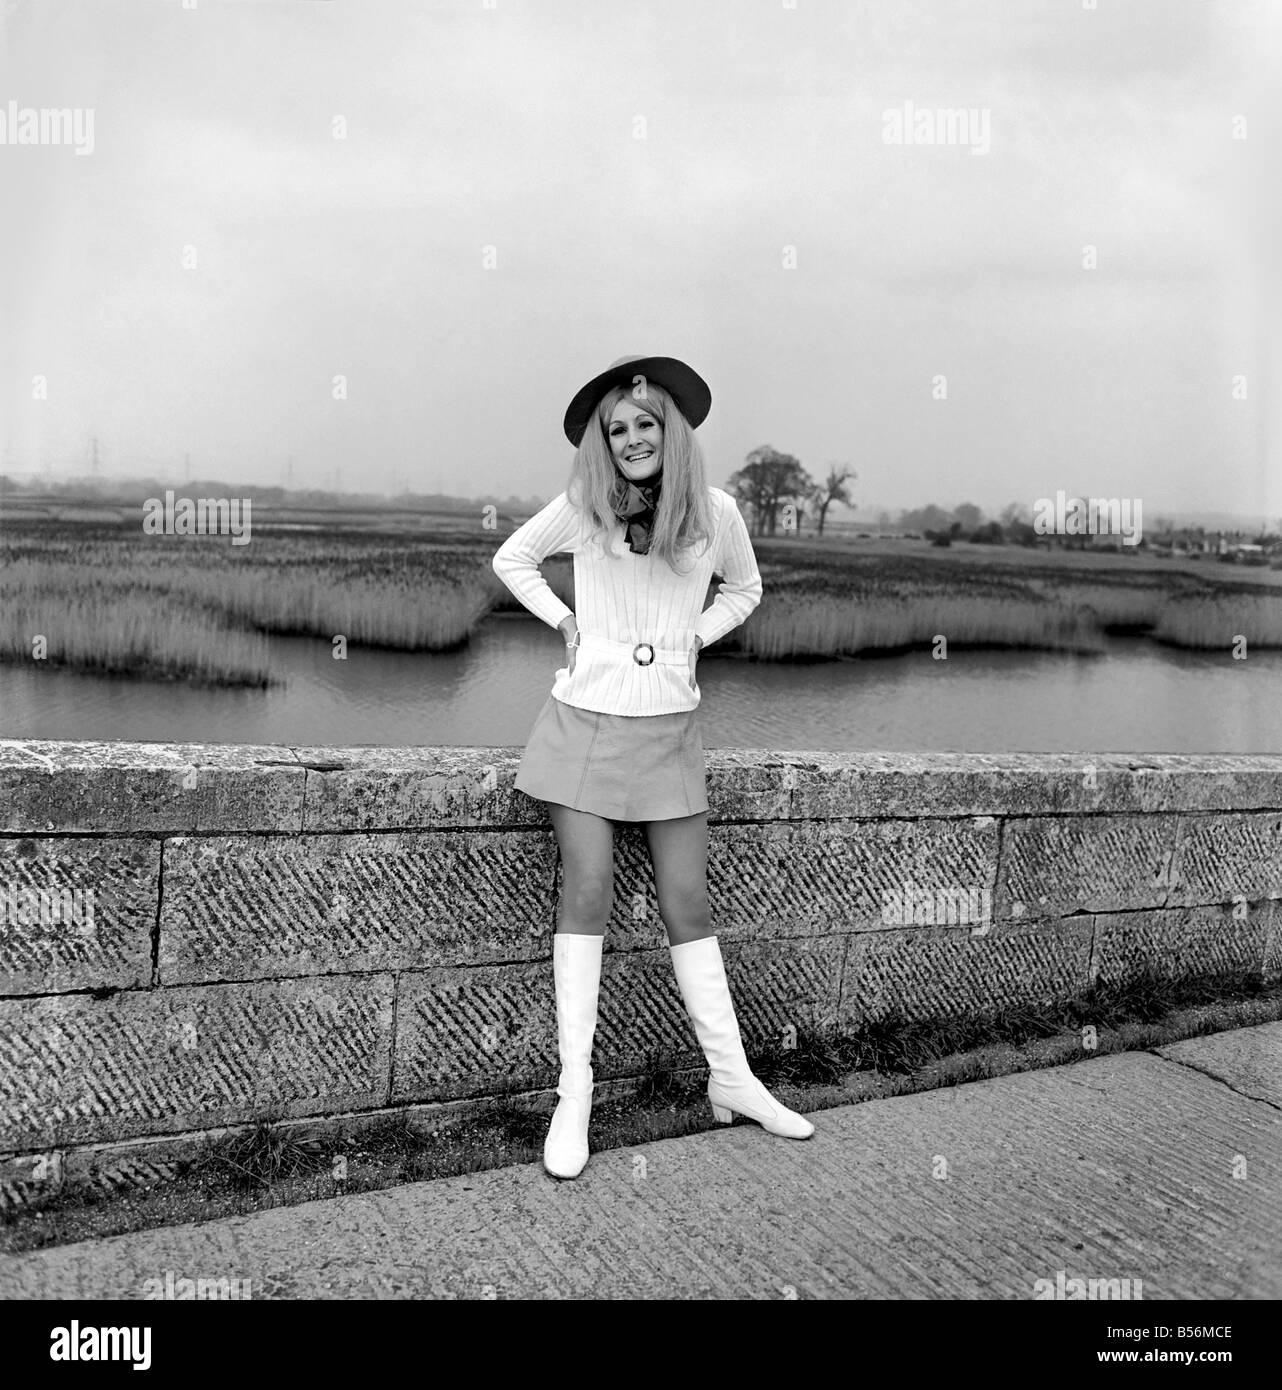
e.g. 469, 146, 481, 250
543, 932, 605, 1179
669, 934, 814, 1139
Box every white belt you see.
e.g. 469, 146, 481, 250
577, 632, 690, 667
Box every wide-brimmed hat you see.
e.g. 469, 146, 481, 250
563, 354, 711, 447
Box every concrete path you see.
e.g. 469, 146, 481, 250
2, 1023, 1279, 1300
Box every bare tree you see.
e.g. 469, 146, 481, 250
808, 463, 857, 537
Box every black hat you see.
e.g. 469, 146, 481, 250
563, 354, 711, 447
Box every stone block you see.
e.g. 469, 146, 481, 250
159, 831, 557, 981
788, 752, 1282, 819
0, 974, 393, 1149
717, 935, 845, 1039
702, 749, 797, 821
840, 918, 1093, 1027
1265, 904, 1282, 984
61, 1135, 194, 1204
0, 837, 157, 994
0, 741, 305, 834
291, 746, 532, 830
707, 818, 999, 937
1090, 901, 1278, 988
0, 1149, 63, 1213
997, 814, 1178, 920
600, 824, 670, 952
1168, 813, 1282, 906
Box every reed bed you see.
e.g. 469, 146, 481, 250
1025, 572, 1282, 650
1150, 594, 1282, 649
3, 518, 1280, 688
741, 542, 1282, 656
0, 561, 274, 686
0, 529, 501, 685
741, 592, 1105, 658
175, 566, 497, 650
1026, 581, 1167, 631
740, 551, 1107, 656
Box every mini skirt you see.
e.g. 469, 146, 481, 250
514, 694, 709, 821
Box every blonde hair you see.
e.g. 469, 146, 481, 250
566, 381, 715, 574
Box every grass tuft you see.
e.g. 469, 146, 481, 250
202, 1114, 329, 1191
477, 1102, 548, 1149
753, 1024, 850, 1086
632, 1051, 691, 1107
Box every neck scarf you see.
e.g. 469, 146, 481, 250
612, 464, 663, 555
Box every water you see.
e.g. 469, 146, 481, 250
1, 613, 1279, 752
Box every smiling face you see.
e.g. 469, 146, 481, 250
607, 398, 664, 482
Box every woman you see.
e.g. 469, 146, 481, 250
492, 353, 814, 1181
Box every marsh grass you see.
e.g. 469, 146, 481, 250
737, 543, 1282, 658
741, 592, 1106, 657
1030, 580, 1167, 631
177, 565, 496, 649
1150, 594, 1282, 649
0, 560, 276, 685
3, 518, 1280, 687
0, 525, 503, 684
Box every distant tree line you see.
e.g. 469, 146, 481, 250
721, 450, 1282, 550
0, 474, 549, 519
5, 467, 1277, 552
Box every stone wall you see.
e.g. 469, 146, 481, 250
2, 741, 1280, 1207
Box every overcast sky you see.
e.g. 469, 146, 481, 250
0, 0, 1277, 519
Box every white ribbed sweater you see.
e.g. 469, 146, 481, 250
491, 485, 763, 716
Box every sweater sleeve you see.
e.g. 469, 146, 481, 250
694, 491, 763, 649
491, 493, 579, 632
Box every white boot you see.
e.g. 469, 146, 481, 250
670, 935, 814, 1140
544, 932, 604, 1179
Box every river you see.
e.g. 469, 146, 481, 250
1, 613, 1279, 752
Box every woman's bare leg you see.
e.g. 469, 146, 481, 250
643, 810, 714, 946
547, 802, 615, 936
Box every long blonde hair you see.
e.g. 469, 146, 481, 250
566, 382, 715, 574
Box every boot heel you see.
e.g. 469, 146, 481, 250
710, 1101, 734, 1124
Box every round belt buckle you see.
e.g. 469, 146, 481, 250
632, 641, 655, 666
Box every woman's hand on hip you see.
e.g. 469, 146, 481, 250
688, 635, 703, 690
559, 616, 580, 676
